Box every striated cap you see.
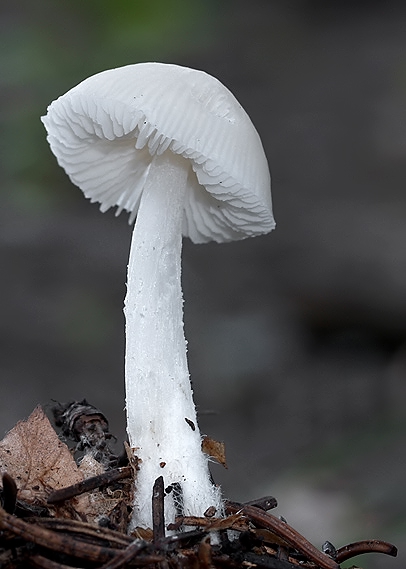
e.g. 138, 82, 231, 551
42, 62, 275, 243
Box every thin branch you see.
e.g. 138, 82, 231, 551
336, 539, 398, 563
47, 466, 132, 503
226, 503, 339, 569
152, 476, 165, 543
0, 506, 121, 564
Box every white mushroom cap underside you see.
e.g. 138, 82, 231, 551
42, 62, 275, 243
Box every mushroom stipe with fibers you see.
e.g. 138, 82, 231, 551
42, 62, 275, 529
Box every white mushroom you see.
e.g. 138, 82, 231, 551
41, 62, 275, 529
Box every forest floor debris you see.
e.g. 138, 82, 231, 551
0, 403, 398, 568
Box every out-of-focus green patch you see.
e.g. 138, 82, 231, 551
1, 0, 218, 215
75, 0, 210, 57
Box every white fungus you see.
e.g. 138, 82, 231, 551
42, 62, 275, 528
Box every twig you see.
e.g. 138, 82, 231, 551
164, 529, 207, 549
1, 473, 18, 515
96, 540, 152, 569
29, 554, 75, 569
226, 503, 339, 569
169, 513, 248, 533
0, 505, 121, 563
30, 516, 133, 547
336, 539, 398, 563
47, 466, 132, 503
226, 496, 278, 512
152, 476, 165, 543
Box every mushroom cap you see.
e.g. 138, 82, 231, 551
42, 63, 275, 243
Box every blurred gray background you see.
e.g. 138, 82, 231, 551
1, 1, 405, 567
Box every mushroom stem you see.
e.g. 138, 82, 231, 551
124, 151, 221, 528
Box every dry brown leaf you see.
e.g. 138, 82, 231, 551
0, 406, 84, 505
201, 436, 227, 468
78, 454, 106, 478
77, 455, 126, 525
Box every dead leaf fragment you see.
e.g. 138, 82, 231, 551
201, 436, 227, 468
0, 406, 84, 504
77, 455, 127, 525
